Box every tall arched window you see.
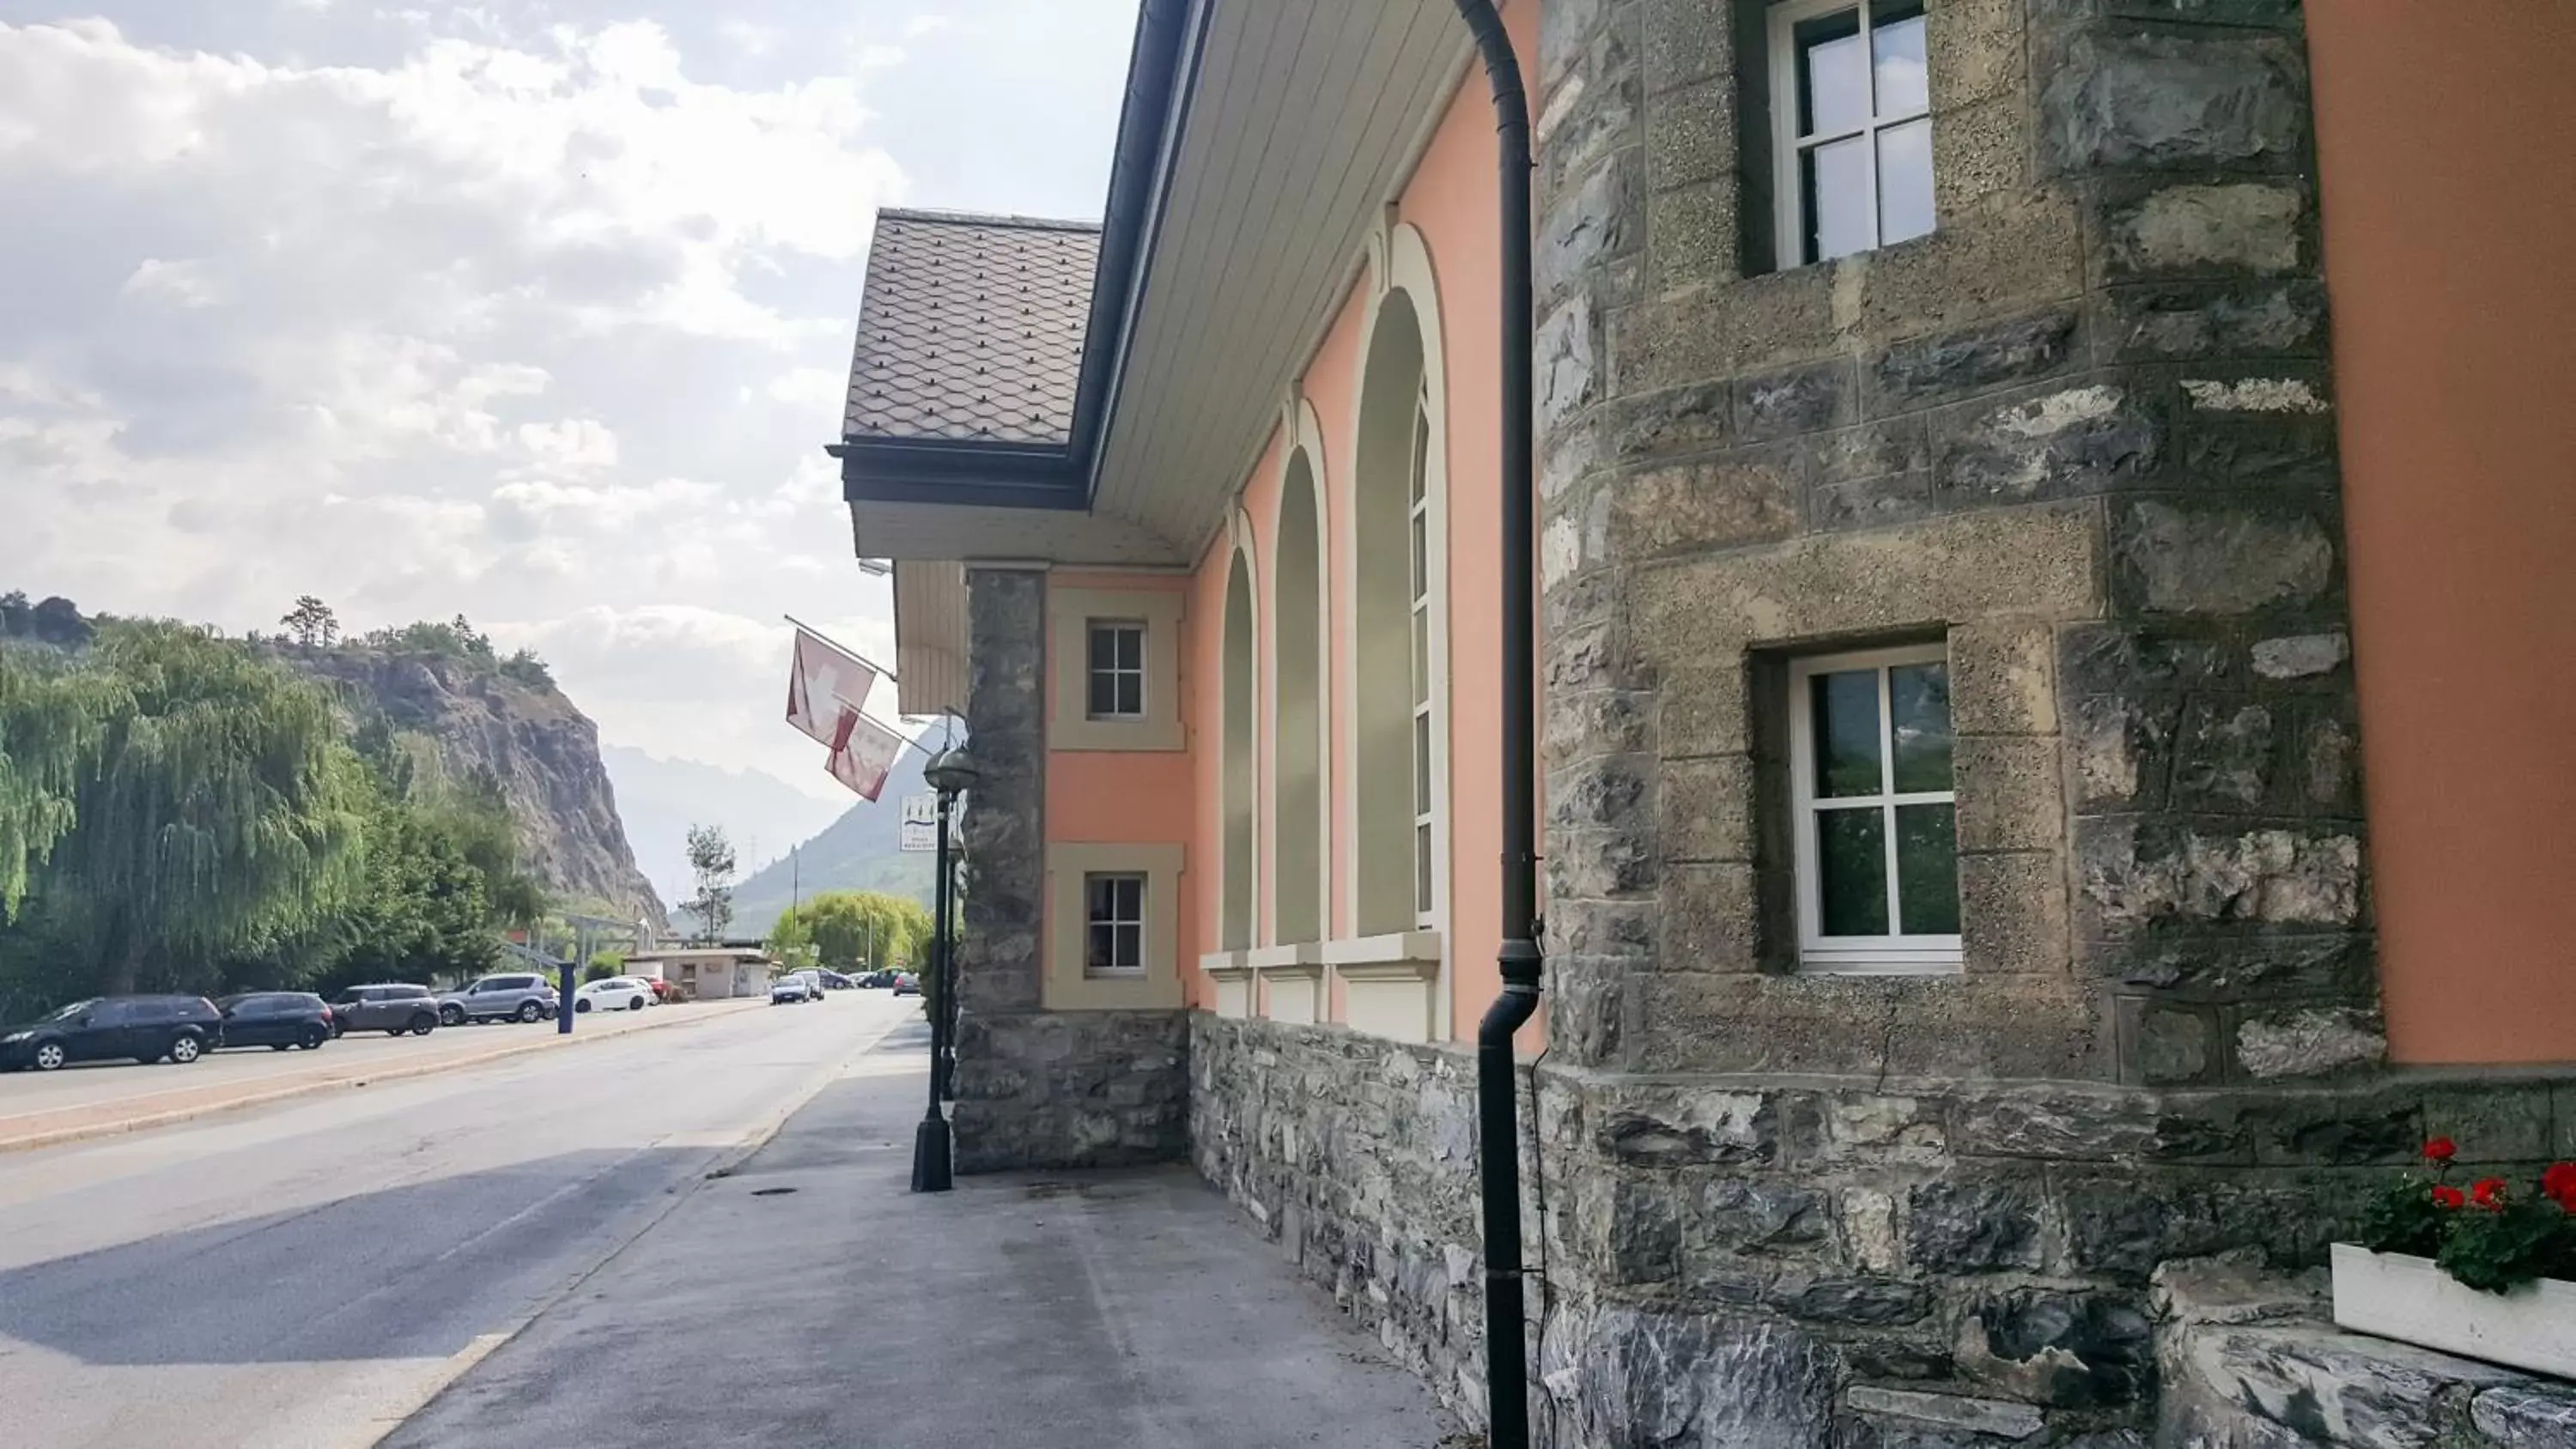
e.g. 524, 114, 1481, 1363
1352, 287, 1440, 937
1220, 545, 1257, 951
1273, 448, 1325, 945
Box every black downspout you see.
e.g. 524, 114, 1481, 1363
1450, 5, 1540, 1449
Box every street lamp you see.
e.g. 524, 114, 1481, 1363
910, 745, 979, 1193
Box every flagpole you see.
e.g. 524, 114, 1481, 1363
782, 614, 900, 682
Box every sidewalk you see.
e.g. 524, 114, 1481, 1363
0, 998, 769, 1154
380, 1021, 1470, 1449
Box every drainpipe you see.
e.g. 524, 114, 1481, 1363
1449, 4, 1540, 1448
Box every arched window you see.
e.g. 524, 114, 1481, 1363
1220, 544, 1257, 951
1273, 447, 1325, 946
1352, 286, 1441, 937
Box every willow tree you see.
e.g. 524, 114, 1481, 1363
0, 645, 118, 917
43, 621, 366, 993
770, 889, 932, 972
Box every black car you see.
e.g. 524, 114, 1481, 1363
817, 970, 854, 991
326, 983, 441, 1037
214, 991, 334, 1052
0, 995, 223, 1071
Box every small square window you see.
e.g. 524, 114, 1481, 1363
1788, 643, 1959, 973
1084, 872, 1146, 977
1085, 621, 1146, 720
1770, 0, 1933, 268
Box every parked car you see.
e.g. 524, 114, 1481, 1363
646, 977, 681, 1004
438, 973, 560, 1026
575, 977, 653, 1013
0, 995, 223, 1071
891, 973, 920, 997
325, 983, 440, 1037
769, 973, 820, 1005
855, 970, 893, 989
817, 970, 854, 991
214, 991, 334, 1052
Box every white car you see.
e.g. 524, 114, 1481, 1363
574, 977, 653, 1014
769, 973, 821, 1005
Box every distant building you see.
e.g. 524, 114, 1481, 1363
622, 948, 774, 1001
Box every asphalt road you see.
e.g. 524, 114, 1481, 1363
0, 991, 913, 1449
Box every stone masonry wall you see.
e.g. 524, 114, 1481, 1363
1192, 1016, 1516, 1428
950, 567, 1188, 1172
1537, 0, 2372, 1088
1528, 1063, 2573, 1448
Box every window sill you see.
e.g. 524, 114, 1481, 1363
1797, 951, 1964, 977
1318, 931, 1442, 973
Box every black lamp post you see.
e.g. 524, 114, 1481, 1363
910, 745, 977, 1194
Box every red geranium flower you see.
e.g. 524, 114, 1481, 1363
2471, 1177, 2508, 1210
2543, 1162, 2576, 1210
2423, 1137, 2458, 1164
2432, 1184, 2467, 1210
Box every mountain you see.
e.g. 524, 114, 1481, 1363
280, 646, 666, 928
728, 746, 937, 937
600, 747, 850, 906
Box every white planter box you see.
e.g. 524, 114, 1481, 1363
2331, 1243, 2576, 1379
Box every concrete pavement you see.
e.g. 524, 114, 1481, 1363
381, 1024, 1466, 1449
0, 992, 908, 1449
0, 997, 769, 1154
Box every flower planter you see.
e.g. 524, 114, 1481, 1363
2331, 1243, 2576, 1379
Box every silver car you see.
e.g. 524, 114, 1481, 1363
438, 973, 561, 1026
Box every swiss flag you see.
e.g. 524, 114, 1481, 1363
825, 708, 907, 801
787, 627, 877, 749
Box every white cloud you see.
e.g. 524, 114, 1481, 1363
0, 0, 1134, 794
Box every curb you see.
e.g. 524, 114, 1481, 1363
339, 1008, 908, 1449
0, 998, 771, 1155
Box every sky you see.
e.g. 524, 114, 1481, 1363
0, 0, 1139, 802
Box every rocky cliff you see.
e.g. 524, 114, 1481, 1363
284, 649, 667, 929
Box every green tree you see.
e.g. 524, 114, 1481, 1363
36, 621, 366, 994
279, 595, 340, 648
683, 823, 737, 943
0, 645, 117, 918
769, 889, 930, 973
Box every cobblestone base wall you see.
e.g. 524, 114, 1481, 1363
952, 1008, 1191, 1173
1190, 1016, 1506, 1427
1194, 1009, 2576, 1446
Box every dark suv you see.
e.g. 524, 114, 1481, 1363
0, 995, 223, 1071
214, 992, 334, 1052
327, 983, 441, 1037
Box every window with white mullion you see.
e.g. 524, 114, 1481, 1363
1789, 643, 1960, 973
1407, 385, 1436, 926
1771, 0, 1934, 268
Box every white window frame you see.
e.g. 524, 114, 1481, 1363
1084, 619, 1147, 722
1787, 642, 1962, 974
1407, 380, 1437, 928
1768, 0, 1934, 269
1082, 871, 1147, 979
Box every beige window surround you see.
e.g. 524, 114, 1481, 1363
1044, 842, 1185, 1009
1323, 931, 1441, 1044
1049, 586, 1186, 751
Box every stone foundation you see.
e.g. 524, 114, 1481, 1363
1192, 1007, 2576, 1446
1191, 1015, 1510, 1426
953, 1009, 1190, 1173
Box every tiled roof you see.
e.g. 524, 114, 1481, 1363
841, 209, 1103, 447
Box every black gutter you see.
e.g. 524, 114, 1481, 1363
1449, 5, 1540, 1449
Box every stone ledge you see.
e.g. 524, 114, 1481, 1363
2159, 1252, 2576, 1449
